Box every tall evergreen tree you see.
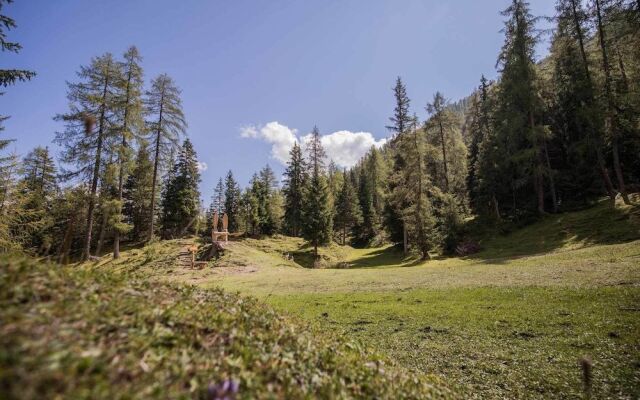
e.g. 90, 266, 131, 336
283, 142, 307, 236
593, 0, 631, 204
224, 170, 241, 232
494, 0, 554, 215
335, 169, 362, 245
123, 143, 154, 242
213, 177, 225, 215
302, 127, 332, 259
160, 139, 201, 238
113, 46, 144, 258
0, 0, 35, 88
54, 53, 121, 260
145, 74, 186, 240
386, 77, 413, 249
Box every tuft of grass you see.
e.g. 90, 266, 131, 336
0, 251, 455, 399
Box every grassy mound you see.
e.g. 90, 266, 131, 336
0, 252, 455, 399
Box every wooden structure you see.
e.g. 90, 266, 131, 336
187, 245, 207, 269
212, 211, 229, 243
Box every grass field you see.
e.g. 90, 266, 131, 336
192, 199, 640, 399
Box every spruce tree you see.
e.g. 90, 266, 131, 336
18, 146, 58, 253
123, 143, 154, 242
494, 0, 553, 215
0, 0, 35, 88
283, 142, 307, 236
386, 77, 413, 249
213, 177, 225, 215
224, 170, 241, 232
301, 127, 332, 259
335, 169, 362, 245
145, 74, 186, 240
54, 53, 121, 260
160, 139, 201, 238
593, 0, 631, 204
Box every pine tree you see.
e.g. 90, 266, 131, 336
282, 142, 307, 236
0, 0, 35, 88
224, 170, 241, 232
113, 46, 144, 258
145, 74, 186, 240
123, 143, 154, 242
160, 139, 201, 238
54, 53, 122, 260
257, 165, 279, 234
389, 118, 437, 260
213, 177, 225, 215
301, 127, 332, 259
593, 0, 631, 204
494, 0, 554, 216
18, 146, 58, 253
386, 77, 413, 249
335, 169, 362, 245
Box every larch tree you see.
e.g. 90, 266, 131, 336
283, 142, 307, 237
145, 74, 186, 241
54, 53, 121, 260
113, 46, 144, 258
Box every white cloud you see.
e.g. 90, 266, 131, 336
240, 122, 386, 168
197, 161, 208, 172
240, 122, 297, 164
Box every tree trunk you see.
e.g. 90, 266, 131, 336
437, 118, 450, 192
403, 222, 408, 255
58, 213, 76, 265
542, 138, 558, 213
492, 194, 501, 220
595, 0, 630, 204
95, 209, 108, 256
530, 112, 545, 215
343, 226, 346, 246
82, 72, 109, 261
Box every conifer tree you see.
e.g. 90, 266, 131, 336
145, 74, 186, 240
18, 146, 58, 253
335, 169, 362, 245
213, 177, 225, 215
283, 142, 307, 236
55, 53, 121, 260
224, 170, 241, 232
160, 139, 201, 238
386, 77, 413, 249
0, 0, 35, 88
593, 0, 631, 204
494, 0, 553, 215
123, 143, 154, 242
301, 127, 332, 259
113, 46, 144, 258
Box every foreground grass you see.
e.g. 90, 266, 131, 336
0, 250, 454, 399
200, 200, 640, 398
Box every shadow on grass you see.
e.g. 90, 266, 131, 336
465, 198, 640, 264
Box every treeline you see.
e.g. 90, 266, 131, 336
1, 37, 202, 260
2, 0, 639, 262
238, 0, 640, 260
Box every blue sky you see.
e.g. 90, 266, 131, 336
1, 0, 555, 200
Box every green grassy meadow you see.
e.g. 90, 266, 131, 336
199, 199, 640, 398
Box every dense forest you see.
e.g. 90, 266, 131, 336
1, 0, 639, 262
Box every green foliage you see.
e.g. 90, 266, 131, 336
160, 139, 201, 238
334, 170, 362, 245
283, 142, 307, 237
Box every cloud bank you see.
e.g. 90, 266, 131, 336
240, 122, 386, 168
